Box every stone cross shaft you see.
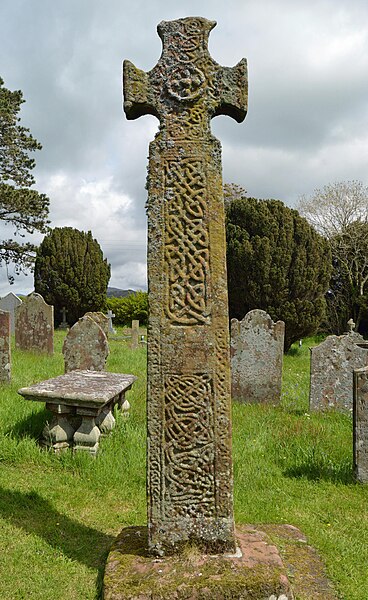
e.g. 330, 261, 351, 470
124, 17, 247, 556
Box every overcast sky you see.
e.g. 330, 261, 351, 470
1, 0, 368, 296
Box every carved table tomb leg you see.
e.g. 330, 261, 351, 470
96, 403, 116, 435
73, 409, 100, 455
42, 403, 75, 452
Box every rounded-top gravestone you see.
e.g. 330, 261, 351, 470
15, 292, 53, 354
62, 315, 109, 373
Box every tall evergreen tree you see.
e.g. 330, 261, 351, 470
226, 196, 331, 351
34, 227, 111, 326
0, 77, 49, 280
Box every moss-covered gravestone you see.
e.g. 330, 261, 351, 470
124, 15, 247, 557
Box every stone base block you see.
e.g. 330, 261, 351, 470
103, 524, 339, 600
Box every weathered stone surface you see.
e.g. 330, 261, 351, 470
124, 16, 247, 556
310, 335, 368, 411
231, 310, 284, 404
62, 316, 109, 373
0, 310, 11, 382
103, 525, 293, 600
14, 292, 53, 354
130, 319, 139, 350
353, 366, 368, 483
0, 292, 22, 333
84, 311, 109, 338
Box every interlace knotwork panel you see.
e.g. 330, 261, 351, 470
164, 158, 210, 325
164, 373, 215, 517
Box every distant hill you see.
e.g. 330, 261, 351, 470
107, 287, 136, 298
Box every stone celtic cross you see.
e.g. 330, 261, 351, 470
123, 17, 247, 556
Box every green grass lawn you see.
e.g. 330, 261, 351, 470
0, 331, 366, 599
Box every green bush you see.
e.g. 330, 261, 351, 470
107, 291, 148, 326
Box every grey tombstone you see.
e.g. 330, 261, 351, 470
230, 309, 285, 404
106, 309, 116, 334
14, 292, 54, 354
353, 365, 368, 483
0, 292, 22, 333
0, 310, 11, 382
131, 319, 139, 350
310, 334, 368, 411
62, 316, 109, 373
59, 306, 69, 329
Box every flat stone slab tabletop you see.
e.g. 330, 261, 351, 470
18, 370, 137, 454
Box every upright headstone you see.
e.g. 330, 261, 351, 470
230, 309, 285, 404
14, 293, 54, 354
354, 365, 368, 483
106, 309, 116, 334
124, 16, 247, 555
0, 292, 22, 333
62, 316, 109, 373
84, 311, 109, 338
310, 335, 368, 411
59, 306, 69, 329
0, 310, 11, 382
131, 319, 139, 350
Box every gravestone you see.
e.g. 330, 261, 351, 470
84, 311, 109, 338
106, 309, 116, 334
130, 319, 139, 350
0, 292, 22, 333
14, 292, 53, 354
0, 310, 11, 382
62, 316, 109, 373
59, 306, 69, 329
310, 335, 368, 411
124, 16, 247, 556
354, 366, 368, 483
231, 309, 285, 404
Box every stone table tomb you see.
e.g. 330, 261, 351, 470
18, 370, 136, 455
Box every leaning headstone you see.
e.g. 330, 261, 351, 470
14, 292, 54, 354
62, 316, 109, 373
106, 309, 116, 334
310, 335, 368, 411
0, 310, 11, 382
123, 16, 247, 556
130, 319, 139, 350
84, 311, 109, 338
353, 365, 368, 483
231, 309, 285, 404
0, 292, 22, 333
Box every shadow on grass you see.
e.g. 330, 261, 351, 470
6, 408, 51, 441
283, 460, 355, 484
0, 487, 114, 578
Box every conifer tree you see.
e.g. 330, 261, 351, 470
0, 77, 49, 280
34, 227, 111, 326
226, 196, 331, 350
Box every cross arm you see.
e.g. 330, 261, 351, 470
123, 60, 159, 120
213, 58, 248, 123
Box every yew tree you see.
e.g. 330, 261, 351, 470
0, 77, 49, 280
226, 196, 331, 351
34, 227, 111, 326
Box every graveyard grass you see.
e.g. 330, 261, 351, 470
0, 332, 366, 600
